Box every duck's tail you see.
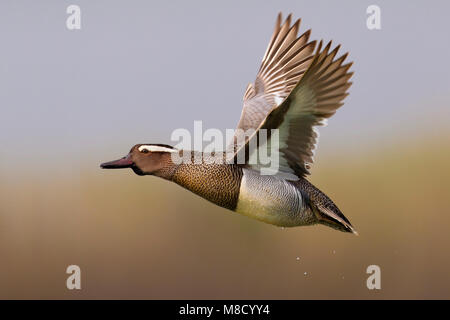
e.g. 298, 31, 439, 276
296, 178, 357, 234
313, 203, 358, 235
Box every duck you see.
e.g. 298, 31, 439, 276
101, 13, 357, 234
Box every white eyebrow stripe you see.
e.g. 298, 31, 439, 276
138, 145, 178, 153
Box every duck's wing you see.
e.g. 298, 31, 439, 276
234, 13, 317, 144
232, 41, 353, 179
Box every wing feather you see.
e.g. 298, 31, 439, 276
235, 13, 317, 137
233, 40, 353, 178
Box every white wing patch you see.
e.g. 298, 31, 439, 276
273, 95, 284, 106
138, 145, 178, 153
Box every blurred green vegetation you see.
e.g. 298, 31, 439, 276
0, 138, 449, 299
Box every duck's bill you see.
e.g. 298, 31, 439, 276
100, 155, 133, 169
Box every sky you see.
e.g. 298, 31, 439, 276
0, 0, 449, 170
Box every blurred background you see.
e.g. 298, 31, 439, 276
0, 0, 449, 299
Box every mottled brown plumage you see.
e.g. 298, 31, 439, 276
171, 153, 243, 210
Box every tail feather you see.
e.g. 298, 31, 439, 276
314, 204, 358, 235
291, 178, 357, 234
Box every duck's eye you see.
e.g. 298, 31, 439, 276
141, 149, 149, 154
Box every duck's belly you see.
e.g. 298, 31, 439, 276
235, 169, 315, 227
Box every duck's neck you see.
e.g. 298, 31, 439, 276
152, 152, 179, 180
154, 151, 243, 210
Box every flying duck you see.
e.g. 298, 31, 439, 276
101, 13, 356, 234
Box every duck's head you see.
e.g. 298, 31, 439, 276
100, 144, 177, 176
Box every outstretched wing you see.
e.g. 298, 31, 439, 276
233, 41, 353, 179
236, 13, 317, 136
